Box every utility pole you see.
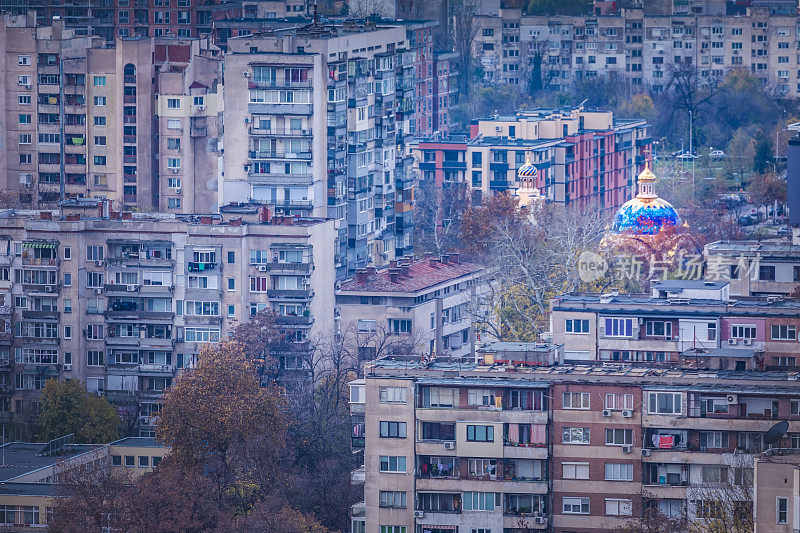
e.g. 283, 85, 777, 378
689, 109, 695, 197
59, 56, 66, 204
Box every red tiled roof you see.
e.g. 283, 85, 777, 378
189, 81, 208, 89
338, 259, 484, 293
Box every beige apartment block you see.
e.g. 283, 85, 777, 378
754, 450, 800, 532
0, 202, 336, 434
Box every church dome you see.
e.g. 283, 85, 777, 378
517, 154, 538, 178
611, 165, 680, 235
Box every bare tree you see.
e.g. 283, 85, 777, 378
414, 180, 473, 256
451, 0, 480, 98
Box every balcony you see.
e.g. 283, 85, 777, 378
248, 150, 312, 160
275, 315, 313, 326
249, 127, 312, 138
21, 310, 60, 320
21, 257, 59, 268
267, 289, 313, 300
263, 262, 313, 273
138, 363, 175, 376
22, 284, 60, 294
248, 102, 312, 116
123, 134, 136, 144
187, 262, 217, 272
351, 465, 365, 484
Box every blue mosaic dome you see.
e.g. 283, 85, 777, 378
611, 166, 681, 235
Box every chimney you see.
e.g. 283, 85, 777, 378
389, 267, 401, 283
450, 252, 460, 264
429, 257, 440, 268
65, 214, 80, 221
400, 265, 410, 278
389, 260, 398, 268
121, 211, 132, 220
40, 211, 52, 220
230, 218, 243, 227
259, 206, 272, 224
440, 254, 449, 265
355, 268, 368, 283
366, 266, 377, 276
109, 211, 121, 220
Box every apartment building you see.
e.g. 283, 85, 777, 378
473, 8, 800, 96
704, 240, 800, 297
155, 44, 223, 213
753, 449, 800, 531
551, 282, 800, 370
415, 108, 651, 209
336, 254, 489, 360
353, 357, 800, 533
0, 14, 221, 210
221, 18, 447, 277
0, 203, 336, 434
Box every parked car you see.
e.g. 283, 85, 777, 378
676, 152, 698, 160
709, 150, 726, 159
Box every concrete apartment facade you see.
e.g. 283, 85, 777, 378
352, 358, 800, 533
336, 255, 489, 360
551, 283, 800, 371
471, 7, 800, 96
415, 108, 652, 209
0, 203, 336, 435
0, 14, 222, 211
221, 19, 448, 277
754, 449, 800, 532
704, 240, 800, 297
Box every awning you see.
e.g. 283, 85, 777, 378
23, 242, 57, 249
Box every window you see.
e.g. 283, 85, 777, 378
18, 95, 31, 105
18, 134, 31, 145
468, 459, 496, 477
389, 319, 412, 334
379, 491, 406, 508
702, 465, 727, 483
604, 393, 633, 411
379, 421, 406, 438
468, 389, 495, 406
379, 528, 405, 533
19, 114, 31, 124
93, 76, 106, 86
562, 427, 590, 444
379, 387, 407, 404
646, 321, 673, 337
771, 324, 796, 340
139, 456, 149, 467
93, 96, 106, 106
421, 387, 456, 408
167, 98, 181, 109
759, 265, 776, 281
168, 198, 181, 209
93, 156, 107, 166
731, 325, 756, 339
379, 456, 406, 473
604, 318, 632, 337
94, 116, 106, 126
563, 392, 590, 410
562, 462, 589, 479
467, 425, 494, 442
19, 154, 31, 164
605, 428, 633, 446
420, 422, 454, 441
94, 136, 107, 146
64, 273, 72, 287
18, 75, 31, 86
86, 245, 104, 262
18, 54, 31, 65
699, 431, 728, 449
565, 318, 589, 333
112, 455, 122, 466
184, 328, 220, 343
463, 492, 497, 511
563, 497, 590, 514
648, 392, 682, 415
606, 499, 632, 516
605, 463, 633, 481
777, 497, 788, 524
87, 350, 104, 366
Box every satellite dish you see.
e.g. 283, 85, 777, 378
765, 421, 790, 445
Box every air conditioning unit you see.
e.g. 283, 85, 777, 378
534, 516, 546, 525
244, 117, 251, 124
171, 168, 179, 173
622, 445, 633, 454
443, 441, 455, 450
242, 71, 250, 77
175, 188, 182, 194
622, 410, 633, 418
198, 105, 205, 111
495, 126, 502, 132
63, 364, 72, 371
728, 338, 738, 345
258, 265, 268, 272
45, 285, 54, 293
726, 394, 738, 405
93, 288, 103, 294
743, 339, 752, 346
25, 84, 31, 90
94, 260, 104, 267
126, 284, 138, 292
413, 511, 424, 519
602, 409, 612, 417
642, 448, 651, 457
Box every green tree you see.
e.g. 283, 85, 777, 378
753, 137, 773, 174
38, 379, 120, 443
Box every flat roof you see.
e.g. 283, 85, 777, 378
0, 443, 102, 482
652, 279, 729, 290
477, 342, 560, 352
110, 437, 162, 448
0, 482, 57, 497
